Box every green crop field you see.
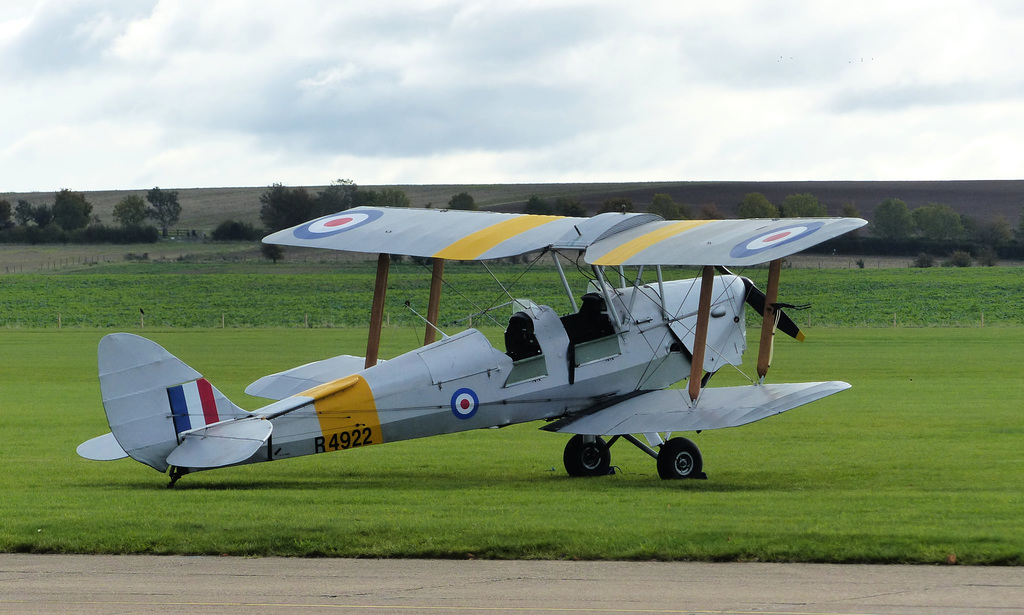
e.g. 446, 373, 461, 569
1, 325, 1022, 563
3, 263, 1024, 330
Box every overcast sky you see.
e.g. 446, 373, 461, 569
3, 0, 1023, 192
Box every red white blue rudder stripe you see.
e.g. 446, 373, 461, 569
168, 378, 221, 435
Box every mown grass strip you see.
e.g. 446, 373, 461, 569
1, 328, 1021, 563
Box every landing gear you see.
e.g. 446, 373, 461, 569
656, 437, 705, 480
561, 433, 706, 479
563, 435, 611, 477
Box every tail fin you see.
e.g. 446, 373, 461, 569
95, 333, 249, 472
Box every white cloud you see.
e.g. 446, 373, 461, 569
2, 0, 1024, 191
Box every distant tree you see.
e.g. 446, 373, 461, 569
598, 197, 633, 214
944, 250, 972, 267
112, 195, 149, 228
448, 192, 477, 210
0, 198, 11, 229
976, 246, 999, 267
913, 253, 936, 268
737, 192, 778, 218
972, 216, 1012, 246
352, 189, 379, 208
553, 196, 586, 217
871, 198, 913, 240
649, 193, 681, 219
377, 187, 411, 208
318, 179, 359, 214
696, 203, 725, 219
840, 202, 862, 236
1015, 205, 1024, 241
261, 242, 284, 263
911, 203, 962, 241
523, 195, 553, 215
779, 193, 827, 217
260, 184, 318, 232
52, 189, 93, 231
31, 203, 53, 227
213, 219, 261, 241
146, 187, 181, 237
14, 200, 34, 226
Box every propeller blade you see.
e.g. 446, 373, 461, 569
740, 277, 805, 342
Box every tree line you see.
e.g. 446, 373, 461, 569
5, 182, 1023, 266
521, 191, 1024, 265
0, 187, 181, 244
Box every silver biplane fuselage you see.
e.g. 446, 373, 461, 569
253, 275, 746, 460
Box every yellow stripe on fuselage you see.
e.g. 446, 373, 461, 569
303, 375, 382, 452
591, 219, 712, 265
432, 215, 563, 260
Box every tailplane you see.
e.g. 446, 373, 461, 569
82, 333, 250, 472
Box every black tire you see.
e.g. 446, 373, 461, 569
657, 437, 703, 479
563, 434, 611, 477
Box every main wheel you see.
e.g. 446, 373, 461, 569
657, 437, 703, 479
563, 435, 611, 477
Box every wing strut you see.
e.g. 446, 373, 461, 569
688, 265, 715, 402
365, 253, 390, 368
552, 252, 578, 312
423, 258, 445, 345
756, 259, 782, 382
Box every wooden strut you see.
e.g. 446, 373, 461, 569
423, 258, 445, 346
365, 253, 390, 369
756, 259, 782, 382
688, 265, 715, 403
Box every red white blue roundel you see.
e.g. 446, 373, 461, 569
293, 209, 383, 239
450, 388, 479, 420
729, 221, 825, 259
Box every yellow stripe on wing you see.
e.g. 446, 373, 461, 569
432, 215, 563, 260
591, 219, 712, 265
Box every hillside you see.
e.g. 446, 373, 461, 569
4, 180, 1022, 232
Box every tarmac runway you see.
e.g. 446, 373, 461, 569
0, 554, 1021, 614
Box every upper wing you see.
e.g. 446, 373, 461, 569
546, 381, 850, 435
263, 207, 584, 260
584, 217, 867, 266
263, 206, 866, 265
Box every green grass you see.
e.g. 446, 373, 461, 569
1, 327, 1021, 563
4, 264, 1024, 329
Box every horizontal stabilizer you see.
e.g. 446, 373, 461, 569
245, 354, 371, 400
549, 381, 850, 435
77, 432, 128, 461
166, 417, 273, 469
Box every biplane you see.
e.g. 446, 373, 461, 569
78, 207, 866, 484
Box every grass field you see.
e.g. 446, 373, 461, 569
3, 263, 1024, 329
1, 326, 1022, 563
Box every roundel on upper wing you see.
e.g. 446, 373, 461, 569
450, 388, 479, 420
729, 221, 825, 259
293, 209, 383, 239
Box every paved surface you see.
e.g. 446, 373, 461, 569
0, 555, 1021, 614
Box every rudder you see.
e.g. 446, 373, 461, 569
95, 333, 248, 472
